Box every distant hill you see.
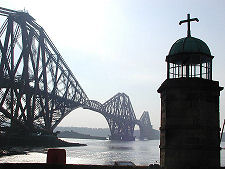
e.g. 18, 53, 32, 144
55, 127, 160, 140
55, 127, 110, 137
58, 130, 107, 140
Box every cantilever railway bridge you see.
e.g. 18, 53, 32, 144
0, 7, 152, 141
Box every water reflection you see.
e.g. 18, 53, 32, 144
1, 139, 225, 166
63, 139, 160, 165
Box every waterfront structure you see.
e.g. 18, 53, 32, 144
0, 7, 152, 141
157, 14, 223, 168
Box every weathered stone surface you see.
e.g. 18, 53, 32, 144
158, 78, 223, 169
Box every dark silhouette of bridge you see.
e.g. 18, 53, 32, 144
0, 7, 153, 141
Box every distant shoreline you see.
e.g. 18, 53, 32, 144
55, 126, 160, 140
0, 134, 87, 147
58, 130, 107, 140
0, 134, 86, 157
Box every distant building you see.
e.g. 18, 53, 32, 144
157, 14, 223, 168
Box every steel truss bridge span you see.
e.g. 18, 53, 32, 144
0, 7, 152, 141
84, 93, 153, 140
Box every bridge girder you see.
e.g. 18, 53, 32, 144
84, 93, 136, 141
0, 7, 88, 134
0, 7, 153, 141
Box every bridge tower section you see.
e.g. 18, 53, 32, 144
157, 14, 223, 168
138, 111, 153, 140
83, 93, 137, 141
103, 93, 136, 141
0, 8, 88, 135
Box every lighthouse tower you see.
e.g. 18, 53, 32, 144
157, 14, 223, 168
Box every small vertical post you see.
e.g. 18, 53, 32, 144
181, 64, 183, 77
178, 64, 180, 78
194, 64, 197, 77
210, 60, 212, 80
174, 64, 177, 78
187, 14, 191, 37
167, 62, 170, 79
47, 148, 66, 164
200, 63, 202, 78
186, 65, 189, 78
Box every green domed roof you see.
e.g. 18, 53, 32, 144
169, 37, 211, 56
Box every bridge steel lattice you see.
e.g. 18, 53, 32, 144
84, 93, 137, 141
0, 7, 152, 141
0, 7, 88, 134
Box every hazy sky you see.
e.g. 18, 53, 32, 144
1, 0, 225, 130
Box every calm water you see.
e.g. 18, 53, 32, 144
1, 139, 225, 166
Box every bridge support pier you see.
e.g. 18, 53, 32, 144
109, 135, 135, 141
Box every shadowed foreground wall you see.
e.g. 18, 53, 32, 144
158, 78, 223, 168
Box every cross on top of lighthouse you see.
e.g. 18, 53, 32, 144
179, 14, 199, 37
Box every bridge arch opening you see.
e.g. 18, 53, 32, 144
134, 124, 141, 139
57, 107, 109, 130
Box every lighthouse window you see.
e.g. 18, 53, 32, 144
168, 61, 211, 80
